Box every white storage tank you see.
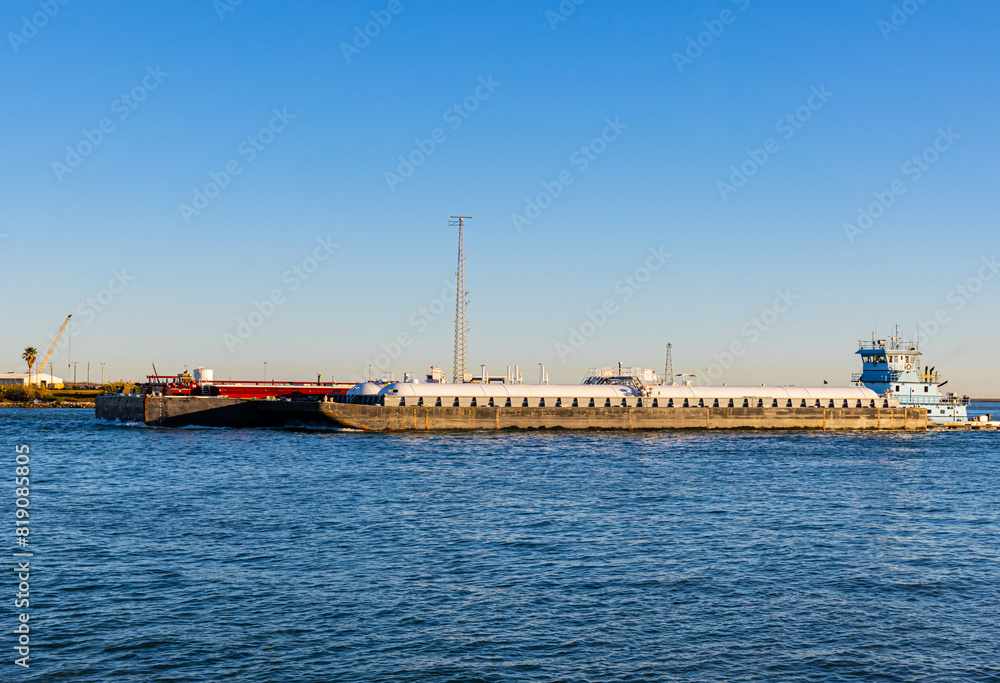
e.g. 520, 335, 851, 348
193, 367, 214, 383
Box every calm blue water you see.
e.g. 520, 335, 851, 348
3, 406, 1000, 682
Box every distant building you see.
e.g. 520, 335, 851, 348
0, 372, 65, 388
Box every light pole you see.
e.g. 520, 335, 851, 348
73, 361, 78, 385
263, 362, 268, 381
100, 363, 105, 386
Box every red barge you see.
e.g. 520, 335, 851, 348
146, 368, 353, 400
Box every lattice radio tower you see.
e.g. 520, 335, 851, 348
451, 216, 472, 383
664, 342, 674, 386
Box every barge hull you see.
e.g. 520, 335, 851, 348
299, 403, 927, 431
96, 396, 926, 430
96, 395, 283, 428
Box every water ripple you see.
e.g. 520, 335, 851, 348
2, 408, 999, 682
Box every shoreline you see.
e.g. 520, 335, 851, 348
0, 401, 96, 409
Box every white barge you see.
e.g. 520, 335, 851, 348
308, 364, 922, 432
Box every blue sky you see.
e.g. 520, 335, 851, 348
2, 1, 998, 393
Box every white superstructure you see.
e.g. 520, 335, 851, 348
854, 333, 969, 422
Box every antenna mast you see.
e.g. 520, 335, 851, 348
451, 216, 471, 383
664, 342, 674, 386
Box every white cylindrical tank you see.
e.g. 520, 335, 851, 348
377, 382, 881, 401
646, 385, 879, 400
378, 382, 632, 399
193, 367, 214, 383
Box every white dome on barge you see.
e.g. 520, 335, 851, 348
647, 385, 879, 400
376, 382, 880, 401
378, 382, 631, 399
347, 382, 383, 397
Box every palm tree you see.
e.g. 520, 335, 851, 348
22, 347, 37, 385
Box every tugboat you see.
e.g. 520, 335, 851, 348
854, 330, 969, 423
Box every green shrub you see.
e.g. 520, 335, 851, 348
0, 384, 55, 403
102, 380, 136, 395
